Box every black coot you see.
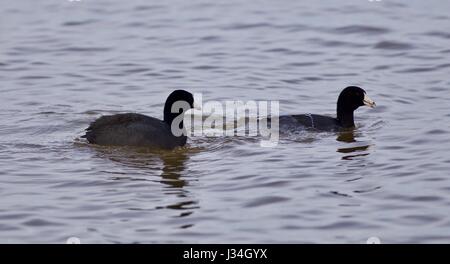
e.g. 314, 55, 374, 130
82, 90, 194, 149
279, 86, 376, 131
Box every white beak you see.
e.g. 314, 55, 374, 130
363, 94, 376, 108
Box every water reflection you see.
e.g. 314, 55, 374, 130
160, 151, 188, 189
81, 143, 199, 218
336, 130, 357, 143
336, 130, 371, 160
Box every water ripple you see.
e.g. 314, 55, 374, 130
1, 0, 450, 244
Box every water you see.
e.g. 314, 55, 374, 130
1, 0, 450, 243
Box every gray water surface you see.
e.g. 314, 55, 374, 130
1, 0, 450, 243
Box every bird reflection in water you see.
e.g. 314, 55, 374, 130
159, 150, 188, 189
336, 130, 371, 160
158, 150, 200, 219
85, 144, 199, 223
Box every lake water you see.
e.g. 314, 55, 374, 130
1, 0, 450, 243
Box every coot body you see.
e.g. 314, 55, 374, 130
82, 90, 194, 149
279, 86, 376, 131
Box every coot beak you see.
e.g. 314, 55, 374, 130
363, 94, 376, 108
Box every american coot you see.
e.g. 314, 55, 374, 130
279, 86, 376, 131
82, 90, 194, 149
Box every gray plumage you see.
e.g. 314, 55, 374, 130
82, 113, 187, 149
279, 86, 376, 131
82, 90, 194, 150
279, 114, 341, 131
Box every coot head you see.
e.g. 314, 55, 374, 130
337, 86, 375, 111
163, 90, 194, 125
337, 86, 376, 128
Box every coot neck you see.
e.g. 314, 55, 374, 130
337, 106, 355, 128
